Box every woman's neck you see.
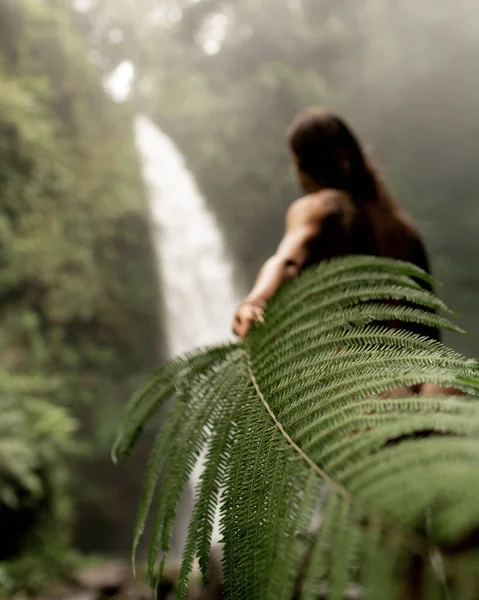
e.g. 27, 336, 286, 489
298, 172, 324, 195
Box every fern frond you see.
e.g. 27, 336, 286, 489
114, 256, 479, 599
302, 492, 342, 600
267, 470, 320, 599
328, 500, 361, 600
147, 352, 244, 588
131, 401, 185, 572
262, 255, 440, 333
177, 364, 247, 597
360, 521, 404, 600
112, 344, 239, 461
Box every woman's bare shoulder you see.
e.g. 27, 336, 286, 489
286, 189, 355, 226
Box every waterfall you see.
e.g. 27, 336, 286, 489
134, 115, 241, 554
134, 116, 240, 356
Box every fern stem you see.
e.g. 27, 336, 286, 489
245, 353, 435, 560
246, 354, 350, 500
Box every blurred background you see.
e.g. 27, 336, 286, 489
0, 0, 478, 596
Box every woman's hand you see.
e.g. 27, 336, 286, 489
232, 300, 265, 341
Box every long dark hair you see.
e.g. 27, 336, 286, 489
287, 108, 397, 211
287, 108, 415, 255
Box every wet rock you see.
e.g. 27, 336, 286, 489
154, 560, 180, 598
38, 582, 76, 600
36, 588, 99, 600
161, 560, 181, 585
64, 593, 100, 600
206, 545, 223, 600
185, 587, 203, 600
115, 582, 152, 600
73, 561, 130, 595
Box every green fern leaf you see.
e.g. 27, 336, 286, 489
114, 256, 479, 599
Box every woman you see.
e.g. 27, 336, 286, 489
232, 107, 451, 396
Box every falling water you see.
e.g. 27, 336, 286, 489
134, 115, 241, 553
134, 116, 240, 356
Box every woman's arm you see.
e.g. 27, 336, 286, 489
243, 224, 318, 304
232, 192, 346, 340
232, 226, 318, 341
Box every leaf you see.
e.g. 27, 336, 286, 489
114, 257, 479, 599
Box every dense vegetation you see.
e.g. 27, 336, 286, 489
116, 256, 479, 600
0, 374, 76, 593
0, 0, 159, 577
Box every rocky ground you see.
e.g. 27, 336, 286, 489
17, 549, 224, 600
10, 549, 363, 600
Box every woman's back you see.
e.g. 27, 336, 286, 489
300, 191, 439, 342
302, 198, 378, 268
302, 193, 428, 270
